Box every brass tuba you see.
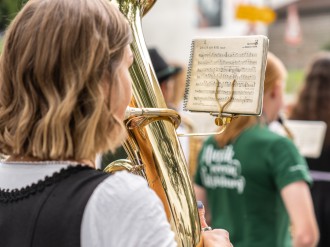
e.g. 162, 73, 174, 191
107, 0, 202, 246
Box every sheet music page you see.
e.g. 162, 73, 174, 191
285, 120, 327, 158
184, 35, 268, 115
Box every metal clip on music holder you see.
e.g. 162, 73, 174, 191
177, 79, 237, 137
123, 79, 237, 137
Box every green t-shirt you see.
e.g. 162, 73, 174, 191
195, 124, 311, 247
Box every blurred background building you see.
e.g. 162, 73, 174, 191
1, 0, 330, 131
141, 0, 330, 132
269, 0, 330, 70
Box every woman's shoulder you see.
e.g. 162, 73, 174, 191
81, 171, 176, 247
96, 170, 150, 200
246, 124, 290, 143
233, 125, 296, 154
202, 135, 218, 145
88, 170, 166, 216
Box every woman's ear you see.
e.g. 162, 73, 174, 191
270, 87, 277, 99
270, 81, 282, 99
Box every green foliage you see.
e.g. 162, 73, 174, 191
321, 41, 330, 51
286, 69, 304, 94
0, 0, 27, 31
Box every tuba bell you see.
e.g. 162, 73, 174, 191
106, 0, 203, 246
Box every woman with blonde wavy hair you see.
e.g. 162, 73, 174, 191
194, 52, 319, 247
0, 0, 232, 247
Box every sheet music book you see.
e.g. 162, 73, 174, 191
184, 35, 269, 115
284, 120, 327, 158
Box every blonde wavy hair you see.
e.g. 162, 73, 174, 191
215, 52, 287, 147
0, 0, 131, 161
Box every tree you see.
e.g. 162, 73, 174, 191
0, 0, 27, 31
322, 41, 330, 51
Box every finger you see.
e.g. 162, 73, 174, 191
211, 228, 230, 239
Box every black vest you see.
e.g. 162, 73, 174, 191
0, 166, 111, 247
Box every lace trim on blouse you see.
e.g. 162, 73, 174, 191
0, 165, 92, 203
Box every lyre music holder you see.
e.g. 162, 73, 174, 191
123, 78, 237, 137
177, 78, 237, 137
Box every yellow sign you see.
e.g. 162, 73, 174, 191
236, 4, 276, 24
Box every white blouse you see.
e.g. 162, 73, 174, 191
0, 163, 176, 247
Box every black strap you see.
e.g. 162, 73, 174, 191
0, 166, 111, 247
